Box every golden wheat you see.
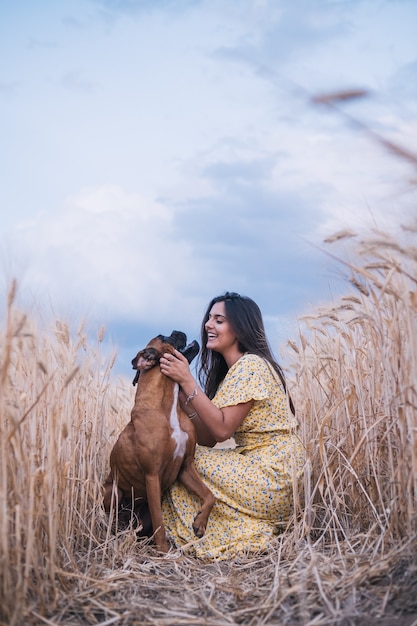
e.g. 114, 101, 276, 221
1, 225, 416, 624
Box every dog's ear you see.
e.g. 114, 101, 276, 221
131, 347, 160, 383
169, 331, 187, 351
180, 340, 200, 364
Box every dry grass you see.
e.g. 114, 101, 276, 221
1, 225, 417, 625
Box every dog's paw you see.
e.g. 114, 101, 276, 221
192, 510, 207, 538
192, 523, 206, 538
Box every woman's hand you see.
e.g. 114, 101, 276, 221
160, 349, 253, 444
159, 349, 193, 386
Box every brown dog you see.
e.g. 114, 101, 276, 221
102, 331, 215, 553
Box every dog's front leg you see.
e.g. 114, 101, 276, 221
178, 459, 216, 538
145, 473, 169, 553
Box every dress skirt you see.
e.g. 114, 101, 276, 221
162, 433, 304, 560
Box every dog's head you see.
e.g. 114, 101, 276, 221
131, 330, 200, 385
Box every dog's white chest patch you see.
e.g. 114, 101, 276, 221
170, 385, 188, 459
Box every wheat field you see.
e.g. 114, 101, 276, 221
1, 225, 416, 626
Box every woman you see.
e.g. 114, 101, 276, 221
160, 292, 304, 560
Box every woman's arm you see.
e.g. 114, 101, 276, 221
160, 350, 253, 444
178, 389, 217, 446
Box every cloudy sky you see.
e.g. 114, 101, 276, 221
1, 0, 416, 377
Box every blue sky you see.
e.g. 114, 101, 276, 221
1, 0, 416, 377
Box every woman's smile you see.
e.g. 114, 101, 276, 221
205, 301, 239, 358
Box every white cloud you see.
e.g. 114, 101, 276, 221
1, 0, 416, 377
8, 186, 201, 325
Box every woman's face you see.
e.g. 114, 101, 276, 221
205, 301, 238, 355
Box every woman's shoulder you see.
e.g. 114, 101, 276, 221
227, 353, 273, 383
236, 353, 269, 371
236, 353, 285, 392
226, 353, 264, 376
215, 353, 270, 405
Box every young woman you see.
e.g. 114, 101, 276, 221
160, 292, 304, 559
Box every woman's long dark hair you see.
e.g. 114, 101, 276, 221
198, 292, 295, 414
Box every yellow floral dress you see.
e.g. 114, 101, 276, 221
161, 353, 304, 560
